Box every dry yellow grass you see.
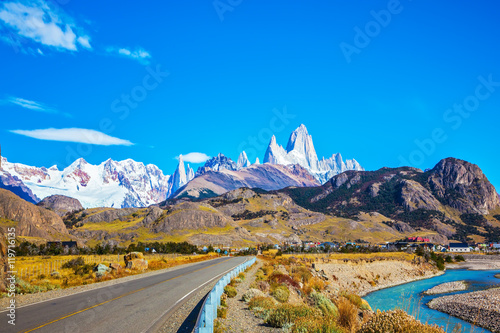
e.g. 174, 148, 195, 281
4, 253, 219, 296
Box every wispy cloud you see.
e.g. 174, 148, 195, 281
106, 46, 152, 64
176, 152, 211, 164
10, 128, 134, 146
0, 0, 91, 52
2, 96, 71, 117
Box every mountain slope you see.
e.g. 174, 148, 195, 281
280, 158, 500, 242
0, 188, 70, 240
174, 163, 320, 199
263, 124, 363, 183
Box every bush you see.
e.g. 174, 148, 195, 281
272, 285, 290, 303
224, 285, 237, 298
303, 277, 326, 294
256, 280, 270, 292
335, 297, 360, 332
309, 291, 338, 317
454, 255, 465, 262
293, 266, 312, 284
217, 306, 227, 319
292, 315, 343, 333
248, 296, 277, 321
238, 272, 245, 280
358, 309, 445, 333
62, 257, 85, 268
269, 272, 300, 288
242, 288, 265, 302
445, 255, 453, 263
266, 304, 318, 328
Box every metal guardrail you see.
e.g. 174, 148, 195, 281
194, 257, 256, 333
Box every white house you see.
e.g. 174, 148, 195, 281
448, 243, 471, 252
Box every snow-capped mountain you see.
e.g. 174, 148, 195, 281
0, 156, 178, 208
195, 153, 238, 176
237, 151, 251, 169
263, 124, 363, 183
166, 155, 194, 198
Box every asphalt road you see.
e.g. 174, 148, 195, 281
1, 256, 248, 333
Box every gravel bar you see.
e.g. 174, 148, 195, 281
428, 288, 500, 333
423, 281, 467, 295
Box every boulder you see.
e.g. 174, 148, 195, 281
109, 263, 123, 272
94, 263, 111, 277
124, 252, 147, 270
125, 259, 148, 271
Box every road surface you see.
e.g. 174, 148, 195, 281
1, 256, 248, 333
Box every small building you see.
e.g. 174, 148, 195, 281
448, 242, 471, 252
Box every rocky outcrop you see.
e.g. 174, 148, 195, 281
0, 189, 69, 239
79, 208, 139, 224
148, 202, 231, 233
427, 158, 500, 214
399, 179, 443, 212
37, 195, 83, 217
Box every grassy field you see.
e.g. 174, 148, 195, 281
3, 253, 219, 296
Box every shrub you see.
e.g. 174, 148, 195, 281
340, 291, 363, 308
335, 297, 360, 332
272, 285, 290, 303
445, 255, 453, 263
257, 280, 270, 292
292, 315, 343, 333
217, 306, 227, 319
62, 257, 85, 268
358, 309, 445, 333
73, 263, 94, 276
255, 269, 265, 282
304, 277, 326, 294
242, 288, 265, 302
249, 296, 277, 321
454, 255, 465, 262
309, 291, 338, 317
249, 296, 277, 311
293, 266, 312, 284
262, 265, 274, 276
266, 304, 318, 328
224, 285, 237, 298
238, 272, 245, 280
269, 272, 300, 288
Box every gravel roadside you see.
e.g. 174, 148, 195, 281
218, 259, 279, 333
0, 257, 220, 310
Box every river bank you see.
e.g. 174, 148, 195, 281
448, 254, 500, 271
316, 258, 443, 296
428, 288, 500, 333
365, 269, 500, 333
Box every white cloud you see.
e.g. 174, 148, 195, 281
2, 96, 71, 117
176, 152, 210, 164
77, 35, 91, 49
107, 46, 152, 64
10, 128, 134, 146
0, 0, 91, 52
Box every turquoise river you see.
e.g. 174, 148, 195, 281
364, 269, 500, 333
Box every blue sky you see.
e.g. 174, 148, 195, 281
1, 0, 499, 190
